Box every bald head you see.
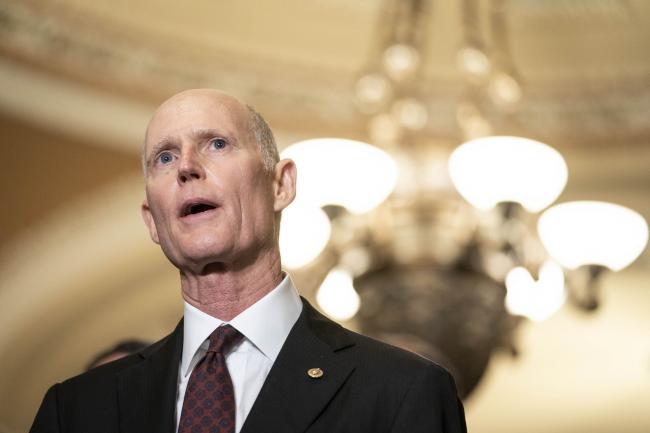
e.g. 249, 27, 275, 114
143, 89, 278, 173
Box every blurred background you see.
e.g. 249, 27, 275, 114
1, 0, 650, 432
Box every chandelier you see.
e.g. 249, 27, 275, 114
277, 0, 648, 397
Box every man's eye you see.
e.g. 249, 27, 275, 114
157, 152, 174, 164
210, 138, 227, 150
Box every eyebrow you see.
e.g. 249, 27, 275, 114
189, 128, 229, 141
146, 137, 176, 167
146, 128, 238, 164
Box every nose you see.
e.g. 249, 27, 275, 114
177, 150, 205, 184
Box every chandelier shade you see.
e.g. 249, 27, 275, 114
279, 203, 331, 269
316, 267, 361, 321
537, 201, 649, 271
448, 136, 568, 212
281, 138, 398, 214
505, 260, 566, 322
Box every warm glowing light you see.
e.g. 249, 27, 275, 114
281, 138, 398, 214
391, 98, 428, 130
279, 203, 331, 269
456, 102, 492, 139
448, 136, 568, 212
368, 113, 400, 145
538, 201, 649, 271
355, 73, 392, 111
316, 267, 361, 321
457, 45, 491, 80
488, 72, 522, 106
383, 43, 420, 81
505, 260, 566, 321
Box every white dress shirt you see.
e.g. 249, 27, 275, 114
176, 275, 303, 433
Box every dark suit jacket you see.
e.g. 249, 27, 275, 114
30, 299, 467, 433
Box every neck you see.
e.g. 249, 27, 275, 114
180, 250, 283, 321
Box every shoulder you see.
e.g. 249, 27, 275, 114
30, 352, 145, 433
57, 330, 172, 396
341, 330, 467, 432
50, 348, 145, 409
302, 299, 452, 384
345, 327, 454, 384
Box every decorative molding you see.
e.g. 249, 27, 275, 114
1, 0, 650, 145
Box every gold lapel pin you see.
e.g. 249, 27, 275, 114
307, 367, 324, 379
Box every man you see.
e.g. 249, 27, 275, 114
85, 339, 151, 371
30, 89, 467, 433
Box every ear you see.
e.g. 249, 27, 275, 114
141, 199, 160, 244
272, 158, 297, 212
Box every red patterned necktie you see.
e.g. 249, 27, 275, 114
179, 324, 243, 433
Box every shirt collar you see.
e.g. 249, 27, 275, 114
181, 274, 302, 377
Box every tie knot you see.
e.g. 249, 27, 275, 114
207, 324, 243, 354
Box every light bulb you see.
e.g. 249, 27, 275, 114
383, 44, 420, 81
457, 45, 491, 80
355, 73, 392, 112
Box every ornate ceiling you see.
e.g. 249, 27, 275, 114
1, 0, 650, 144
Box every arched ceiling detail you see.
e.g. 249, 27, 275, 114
1, 0, 650, 145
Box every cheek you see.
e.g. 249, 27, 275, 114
249, 183, 277, 236
234, 175, 274, 230
245, 174, 274, 210
147, 195, 165, 222
146, 190, 175, 234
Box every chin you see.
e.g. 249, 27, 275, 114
181, 246, 232, 268
160, 238, 232, 271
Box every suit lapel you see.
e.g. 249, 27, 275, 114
241, 299, 356, 433
117, 320, 183, 433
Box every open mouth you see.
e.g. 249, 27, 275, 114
181, 201, 218, 217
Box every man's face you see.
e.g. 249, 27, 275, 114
141, 90, 291, 272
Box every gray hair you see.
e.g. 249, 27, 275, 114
246, 104, 279, 173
